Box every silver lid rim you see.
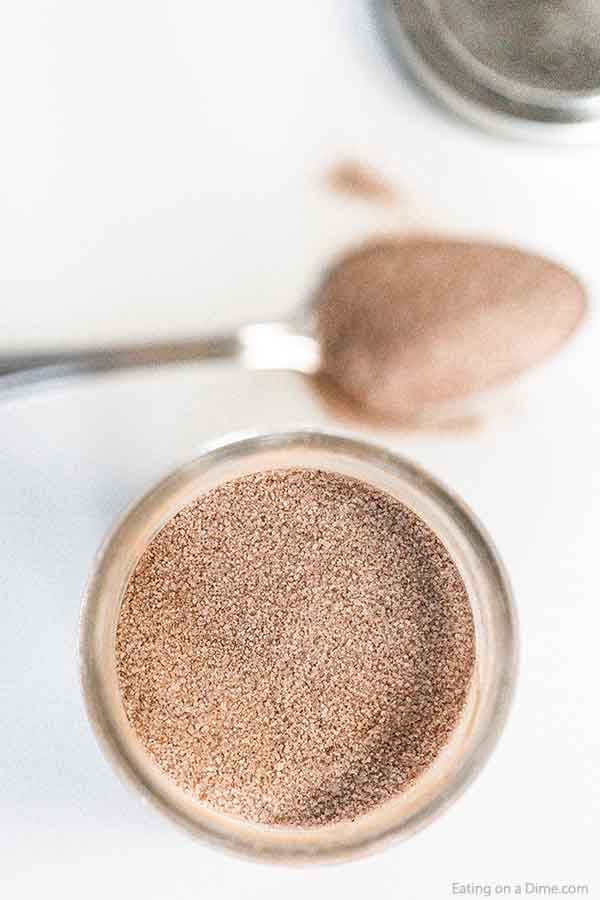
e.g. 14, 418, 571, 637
375, 0, 600, 143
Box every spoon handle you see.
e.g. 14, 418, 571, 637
0, 332, 242, 392
0, 322, 319, 394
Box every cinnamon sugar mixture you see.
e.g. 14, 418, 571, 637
324, 159, 397, 205
116, 469, 475, 827
315, 237, 586, 422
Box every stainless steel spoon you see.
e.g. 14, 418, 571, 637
0, 313, 320, 394
0, 237, 586, 417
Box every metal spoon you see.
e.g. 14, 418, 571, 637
0, 238, 586, 418
0, 313, 320, 395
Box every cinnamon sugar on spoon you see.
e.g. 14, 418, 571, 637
314, 237, 586, 423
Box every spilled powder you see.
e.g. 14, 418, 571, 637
315, 237, 586, 422
324, 159, 398, 205
116, 468, 475, 827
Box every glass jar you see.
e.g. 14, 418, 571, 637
80, 429, 518, 863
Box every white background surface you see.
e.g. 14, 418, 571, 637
1, 1, 599, 897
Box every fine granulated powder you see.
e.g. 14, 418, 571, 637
116, 469, 475, 827
315, 237, 586, 422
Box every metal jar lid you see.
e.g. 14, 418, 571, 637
375, 0, 600, 141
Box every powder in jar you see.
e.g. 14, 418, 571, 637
116, 468, 475, 827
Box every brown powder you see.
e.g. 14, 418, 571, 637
324, 160, 398, 206
116, 469, 475, 827
315, 237, 587, 422
309, 371, 484, 435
